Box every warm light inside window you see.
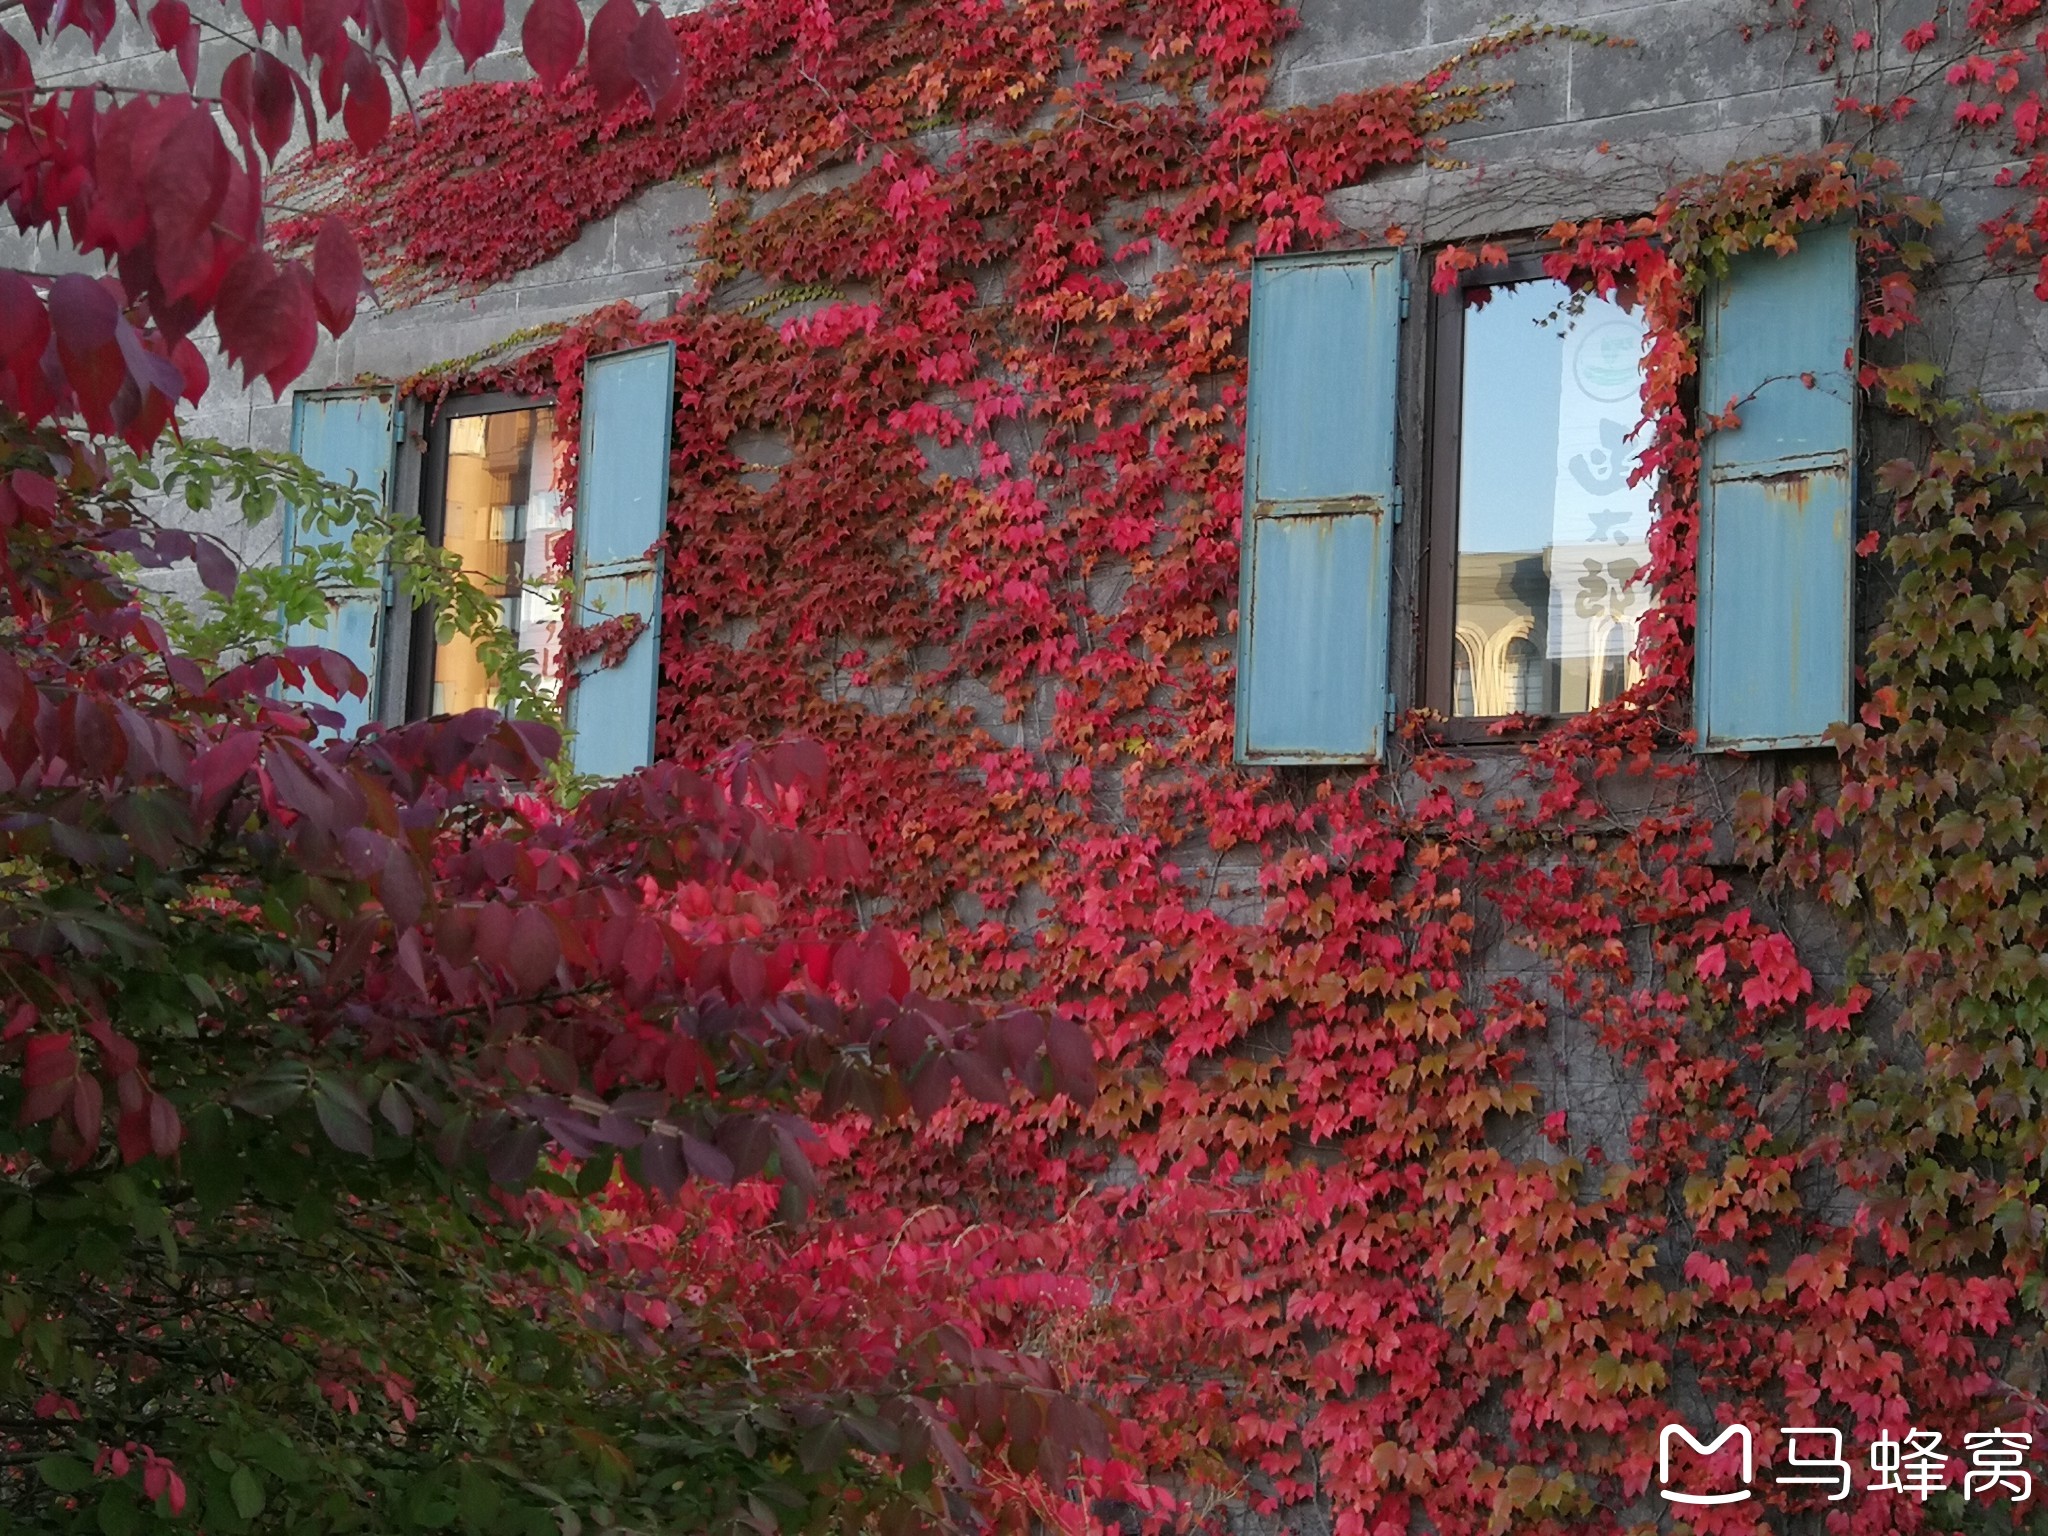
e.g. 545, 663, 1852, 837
433, 407, 566, 715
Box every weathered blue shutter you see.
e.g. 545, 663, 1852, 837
287, 390, 395, 737
567, 342, 676, 778
1235, 251, 1402, 764
1696, 223, 1858, 750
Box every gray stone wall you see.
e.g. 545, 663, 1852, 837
107, 0, 2047, 467
17, 0, 2042, 669
18, 0, 2044, 504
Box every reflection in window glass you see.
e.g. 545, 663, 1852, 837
434, 407, 566, 715
1454, 279, 1652, 718
1504, 635, 1543, 715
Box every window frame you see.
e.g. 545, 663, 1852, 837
405, 389, 559, 722
1419, 245, 1655, 744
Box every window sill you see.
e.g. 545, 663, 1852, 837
1413, 713, 1562, 749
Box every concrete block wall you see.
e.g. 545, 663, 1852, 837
18, 0, 2038, 540
16, 0, 2042, 542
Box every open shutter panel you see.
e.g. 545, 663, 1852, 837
1696, 223, 1858, 750
287, 390, 396, 737
567, 342, 676, 779
1235, 251, 1402, 764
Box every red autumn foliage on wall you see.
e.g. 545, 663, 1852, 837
25, 0, 2048, 1527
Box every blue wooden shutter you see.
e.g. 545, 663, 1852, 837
567, 342, 676, 778
287, 390, 395, 737
1235, 251, 1402, 764
1696, 223, 1858, 750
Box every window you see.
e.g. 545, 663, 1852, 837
1233, 251, 1401, 765
283, 347, 678, 774
1694, 222, 1858, 750
410, 400, 568, 718
1424, 256, 1653, 730
1233, 230, 1858, 766
562, 341, 677, 780
285, 389, 397, 738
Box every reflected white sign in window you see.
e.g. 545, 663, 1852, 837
1454, 280, 1653, 718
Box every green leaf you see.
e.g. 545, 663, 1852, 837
94, 1488, 141, 1536
457, 1467, 501, 1531
230, 1466, 265, 1520
313, 1077, 375, 1156
230, 1065, 309, 1118
38, 1455, 91, 1493
242, 1434, 308, 1485
575, 1151, 615, 1197
406, 1474, 459, 1529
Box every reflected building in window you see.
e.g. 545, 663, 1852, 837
1452, 280, 1651, 719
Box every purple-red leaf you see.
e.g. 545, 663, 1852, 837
311, 216, 362, 336
949, 1047, 1010, 1105
147, 0, 198, 87
219, 52, 254, 145
248, 49, 296, 161
403, 0, 443, 69
191, 536, 238, 596
505, 906, 561, 994
625, 2, 678, 110
0, 26, 29, 93
486, 1120, 545, 1185
520, 0, 584, 91
906, 1055, 955, 1118
215, 254, 318, 397
585, 0, 638, 111
314, 1079, 374, 1155
450, 0, 503, 67
681, 1133, 735, 1184
1044, 1016, 1095, 1103
47, 274, 123, 429
342, 47, 392, 151
191, 731, 262, 806
147, 1093, 182, 1158
640, 1131, 682, 1196
146, 109, 231, 304
377, 840, 426, 929
300, 0, 353, 63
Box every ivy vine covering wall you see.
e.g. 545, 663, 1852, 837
283, 0, 2048, 1529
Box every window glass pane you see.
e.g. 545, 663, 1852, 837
433, 406, 566, 714
1454, 279, 1651, 717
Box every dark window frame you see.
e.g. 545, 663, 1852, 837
405, 390, 558, 721
1419, 245, 1656, 745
